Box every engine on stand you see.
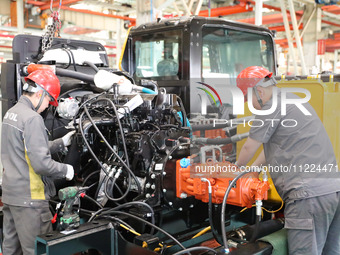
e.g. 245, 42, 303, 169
1, 35, 284, 255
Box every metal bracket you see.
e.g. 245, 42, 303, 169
35, 220, 116, 255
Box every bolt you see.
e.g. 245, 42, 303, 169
178, 207, 183, 211
25, 40, 28, 44
151, 174, 156, 179
163, 189, 167, 193
163, 172, 167, 176
178, 146, 182, 149
145, 183, 151, 189
169, 156, 172, 160
151, 184, 156, 190
169, 202, 173, 206
189, 204, 194, 208
145, 193, 151, 198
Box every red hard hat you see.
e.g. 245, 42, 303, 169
236, 66, 273, 96
25, 70, 60, 106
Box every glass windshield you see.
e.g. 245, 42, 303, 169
133, 30, 181, 79
202, 26, 275, 78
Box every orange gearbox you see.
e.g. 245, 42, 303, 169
176, 159, 269, 208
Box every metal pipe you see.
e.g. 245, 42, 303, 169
279, 0, 298, 74
300, 7, 316, 38
288, 0, 307, 75
180, 0, 191, 16
255, 0, 263, 26
194, 0, 204, 16
16, 0, 24, 34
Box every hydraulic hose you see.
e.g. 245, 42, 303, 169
56, 68, 94, 84
105, 211, 187, 251
83, 106, 135, 195
220, 171, 250, 250
92, 98, 130, 168
81, 194, 103, 209
83, 105, 140, 192
84, 61, 99, 73
249, 215, 261, 243
101, 201, 155, 235
202, 178, 223, 245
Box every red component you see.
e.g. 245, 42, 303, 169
176, 160, 269, 208
25, 70, 61, 106
51, 213, 58, 224
236, 66, 272, 96
80, 193, 85, 198
26, 64, 55, 75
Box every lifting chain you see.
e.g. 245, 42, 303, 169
38, 0, 62, 60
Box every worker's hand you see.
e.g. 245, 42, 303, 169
66, 164, 74, 181
62, 130, 76, 147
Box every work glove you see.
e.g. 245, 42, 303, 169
62, 130, 76, 147
66, 164, 74, 181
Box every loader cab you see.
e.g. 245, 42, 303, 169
121, 16, 277, 110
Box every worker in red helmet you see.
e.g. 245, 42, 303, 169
235, 66, 340, 255
1, 69, 76, 254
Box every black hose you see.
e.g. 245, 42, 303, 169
92, 98, 130, 168
84, 61, 99, 73
173, 247, 217, 255
82, 194, 103, 209
82, 170, 100, 187
79, 112, 110, 177
104, 175, 130, 202
88, 207, 110, 222
98, 215, 136, 231
250, 215, 262, 243
101, 201, 155, 235
103, 211, 186, 251
221, 171, 250, 249
56, 68, 94, 84
208, 188, 223, 245
68, 49, 77, 71
61, 48, 72, 69
83, 106, 140, 193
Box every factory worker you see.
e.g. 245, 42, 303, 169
236, 66, 340, 255
1, 69, 75, 255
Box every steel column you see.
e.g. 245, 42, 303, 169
255, 0, 263, 26
16, 0, 24, 34
288, 0, 307, 74
279, 0, 298, 74
194, 0, 204, 16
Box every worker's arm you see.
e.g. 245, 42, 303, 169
24, 115, 68, 178
252, 150, 266, 167
48, 138, 65, 154
236, 137, 262, 167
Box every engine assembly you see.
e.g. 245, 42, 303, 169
1, 35, 284, 255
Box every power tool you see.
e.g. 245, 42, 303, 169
58, 186, 85, 230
